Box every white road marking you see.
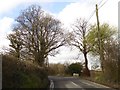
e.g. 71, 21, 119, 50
65, 81, 86, 90
50, 80, 54, 90
79, 79, 110, 88
71, 82, 79, 87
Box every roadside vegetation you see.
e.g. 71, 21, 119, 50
83, 24, 119, 89
2, 54, 49, 88
48, 62, 83, 76
65, 63, 83, 76
1, 4, 119, 89
81, 69, 119, 89
2, 4, 67, 88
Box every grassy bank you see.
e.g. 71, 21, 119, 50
80, 71, 119, 89
2, 55, 49, 88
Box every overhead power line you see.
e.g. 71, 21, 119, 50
86, 9, 96, 24
98, 0, 109, 9
86, 0, 108, 26
86, 0, 103, 24
98, 0, 104, 6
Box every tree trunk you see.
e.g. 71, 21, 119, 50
39, 54, 45, 66
83, 52, 90, 77
16, 49, 20, 61
34, 52, 44, 67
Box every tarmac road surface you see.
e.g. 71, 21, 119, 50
48, 76, 116, 90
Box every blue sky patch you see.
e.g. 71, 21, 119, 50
0, 2, 70, 19
41, 2, 70, 14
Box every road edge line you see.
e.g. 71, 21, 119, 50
50, 80, 54, 90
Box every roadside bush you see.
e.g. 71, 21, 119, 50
103, 40, 118, 83
103, 60, 118, 83
2, 54, 49, 88
66, 63, 83, 76
48, 63, 65, 76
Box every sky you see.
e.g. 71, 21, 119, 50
0, 0, 119, 69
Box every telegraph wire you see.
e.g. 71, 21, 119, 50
98, 0, 109, 9
86, 0, 108, 26
98, 0, 104, 6
86, 9, 96, 24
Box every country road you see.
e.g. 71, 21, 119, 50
48, 76, 115, 90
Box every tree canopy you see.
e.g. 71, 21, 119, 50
8, 5, 67, 66
67, 63, 83, 76
87, 23, 116, 55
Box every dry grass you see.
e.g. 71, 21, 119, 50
80, 70, 119, 89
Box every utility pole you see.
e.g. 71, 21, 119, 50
96, 4, 104, 72
96, 4, 100, 50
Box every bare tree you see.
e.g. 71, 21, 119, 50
7, 30, 23, 60
10, 5, 66, 66
69, 18, 90, 76
103, 38, 118, 82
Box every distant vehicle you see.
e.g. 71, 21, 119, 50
73, 73, 79, 77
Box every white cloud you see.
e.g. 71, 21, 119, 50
0, 0, 24, 14
0, 0, 119, 66
0, 17, 14, 33
0, 17, 14, 52
48, 46, 94, 69
57, 0, 118, 29
57, 2, 93, 31
48, 46, 80, 63
50, 0, 119, 65
0, 0, 54, 14
0, 0, 81, 15
98, 0, 118, 27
